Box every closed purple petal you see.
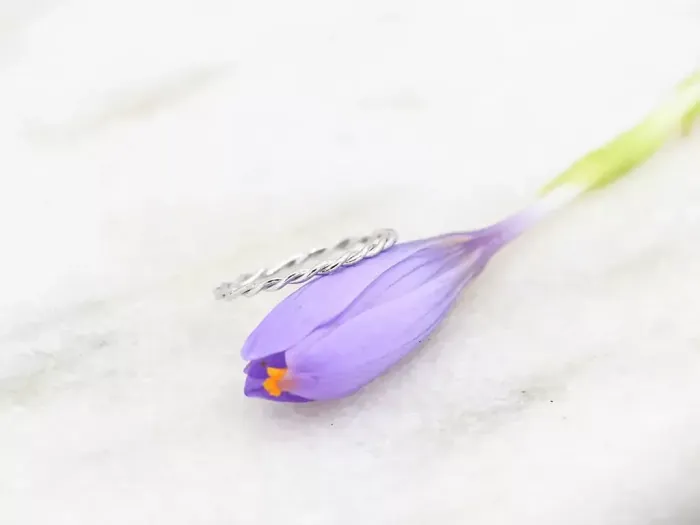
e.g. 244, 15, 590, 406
284, 254, 488, 400
241, 235, 466, 361
333, 242, 468, 322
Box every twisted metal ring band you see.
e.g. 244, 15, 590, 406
214, 228, 398, 299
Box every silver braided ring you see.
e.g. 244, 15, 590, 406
214, 228, 398, 299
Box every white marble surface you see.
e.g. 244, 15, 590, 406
2, 1, 700, 524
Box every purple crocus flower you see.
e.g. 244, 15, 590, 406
240, 70, 700, 403
242, 197, 563, 403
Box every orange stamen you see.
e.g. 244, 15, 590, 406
263, 367, 288, 397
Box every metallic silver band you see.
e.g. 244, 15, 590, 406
214, 228, 398, 299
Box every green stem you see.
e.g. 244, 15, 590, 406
541, 70, 700, 195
